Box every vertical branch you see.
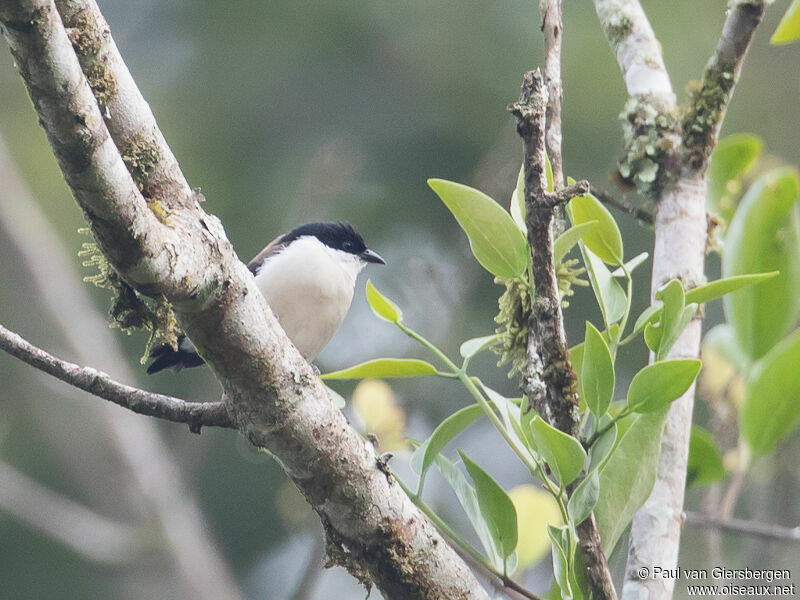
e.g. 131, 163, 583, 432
509, 70, 615, 600
540, 0, 565, 189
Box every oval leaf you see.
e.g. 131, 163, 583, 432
460, 334, 501, 360
366, 279, 402, 323
584, 247, 627, 324
554, 221, 598, 264
567, 470, 600, 526
413, 404, 484, 479
687, 426, 726, 487
460, 452, 519, 560
627, 360, 702, 413
595, 411, 666, 553
580, 322, 615, 417
568, 192, 623, 264
322, 358, 439, 380
708, 134, 763, 220
429, 178, 529, 279
723, 168, 800, 360
528, 416, 587, 486
741, 329, 800, 454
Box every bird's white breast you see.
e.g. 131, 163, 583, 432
253, 236, 363, 360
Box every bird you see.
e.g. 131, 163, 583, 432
146, 222, 385, 374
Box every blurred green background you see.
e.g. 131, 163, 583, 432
0, 1, 798, 598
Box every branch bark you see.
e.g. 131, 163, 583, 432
539, 0, 565, 189
591, 2, 768, 599
0, 1, 490, 597
509, 69, 617, 600
0, 323, 233, 429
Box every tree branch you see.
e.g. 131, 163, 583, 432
509, 69, 617, 600
0, 2, 490, 597
682, 0, 768, 171
684, 511, 800, 543
0, 323, 234, 430
590, 184, 654, 226
539, 0, 565, 189
590, 2, 769, 599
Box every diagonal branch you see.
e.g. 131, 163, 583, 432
682, 0, 768, 171
509, 69, 617, 600
0, 323, 234, 430
0, 1, 490, 597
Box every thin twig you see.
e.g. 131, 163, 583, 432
0, 323, 233, 430
540, 0, 565, 189
590, 185, 654, 226
686, 511, 800, 542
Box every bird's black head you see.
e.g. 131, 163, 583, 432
282, 222, 385, 264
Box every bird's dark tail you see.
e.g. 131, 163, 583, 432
146, 335, 205, 374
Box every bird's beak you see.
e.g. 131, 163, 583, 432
360, 248, 386, 265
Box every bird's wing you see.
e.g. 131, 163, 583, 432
247, 233, 288, 275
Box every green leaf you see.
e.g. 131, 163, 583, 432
322, 358, 439, 380
568, 192, 623, 264
510, 164, 526, 232
548, 524, 573, 600
632, 273, 778, 336
653, 280, 697, 361
772, 0, 800, 44
741, 329, 800, 454
366, 279, 402, 323
324, 384, 347, 409
583, 247, 627, 324
708, 134, 763, 220
479, 381, 533, 460
580, 322, 615, 417
723, 168, 800, 360
528, 416, 587, 486
588, 421, 618, 473
460, 334, 501, 360
627, 360, 702, 413
610, 252, 649, 278
595, 411, 666, 553
412, 404, 484, 480
429, 178, 529, 279
433, 453, 502, 569
460, 452, 519, 560
687, 426, 726, 487
703, 323, 750, 373
568, 470, 600, 526
554, 221, 598, 264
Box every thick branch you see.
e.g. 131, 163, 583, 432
0, 323, 233, 429
509, 69, 617, 600
0, 2, 489, 597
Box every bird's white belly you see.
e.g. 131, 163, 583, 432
254, 241, 356, 360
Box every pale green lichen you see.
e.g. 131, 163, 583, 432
618, 95, 678, 197
79, 228, 180, 361
121, 134, 161, 191
605, 14, 633, 47
681, 62, 737, 169
86, 63, 117, 106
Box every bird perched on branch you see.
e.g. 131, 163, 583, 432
146, 222, 385, 374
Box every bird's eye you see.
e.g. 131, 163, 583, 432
342, 241, 353, 251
